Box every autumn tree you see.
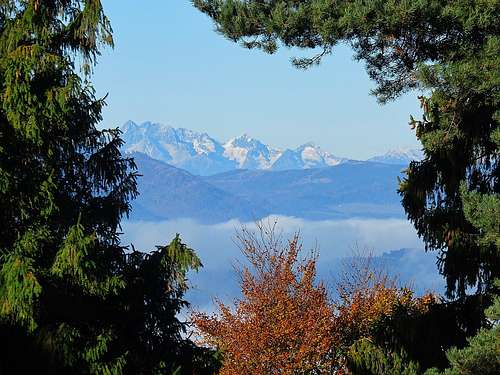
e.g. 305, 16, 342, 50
192, 226, 471, 374
334, 255, 429, 355
333, 254, 435, 373
192, 224, 336, 374
334, 254, 489, 374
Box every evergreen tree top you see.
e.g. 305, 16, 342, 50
194, 0, 499, 102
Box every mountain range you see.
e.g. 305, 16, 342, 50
120, 121, 424, 223
120, 121, 422, 176
129, 152, 406, 223
129, 152, 268, 222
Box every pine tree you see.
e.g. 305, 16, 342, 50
424, 280, 500, 375
0, 1, 217, 373
192, 1, 499, 371
193, 0, 500, 299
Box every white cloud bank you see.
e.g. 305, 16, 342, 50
120, 216, 441, 310
121, 215, 424, 261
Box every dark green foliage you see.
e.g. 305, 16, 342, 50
344, 295, 487, 374
425, 281, 500, 375
373, 296, 486, 371
348, 338, 420, 375
117, 236, 221, 374
400, 62, 499, 298
193, 0, 500, 299
0, 1, 130, 372
0, 1, 217, 373
461, 184, 500, 249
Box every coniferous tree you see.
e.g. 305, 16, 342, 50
0, 1, 129, 372
118, 235, 221, 374
0, 1, 217, 373
192, 0, 499, 299
348, 338, 420, 375
192, 0, 499, 371
424, 280, 500, 375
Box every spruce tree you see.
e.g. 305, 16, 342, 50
424, 280, 500, 375
0, 1, 216, 373
0, 1, 129, 372
193, 0, 500, 299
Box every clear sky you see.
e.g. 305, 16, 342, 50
94, 1, 423, 159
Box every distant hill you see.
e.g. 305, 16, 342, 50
130, 152, 269, 222
130, 152, 406, 222
204, 161, 406, 220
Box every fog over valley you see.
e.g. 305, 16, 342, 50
121, 216, 443, 311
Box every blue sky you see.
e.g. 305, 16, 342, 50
94, 0, 422, 159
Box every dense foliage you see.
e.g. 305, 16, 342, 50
193, 0, 500, 299
424, 280, 500, 375
192, 226, 336, 374
0, 1, 217, 373
192, 226, 463, 374
193, 1, 499, 372
333, 256, 485, 374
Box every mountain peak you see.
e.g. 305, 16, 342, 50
226, 133, 261, 147
120, 120, 353, 174
119, 120, 420, 174
238, 133, 252, 141
223, 133, 279, 169
121, 120, 139, 131
368, 148, 423, 165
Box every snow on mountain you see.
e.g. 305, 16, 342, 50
368, 148, 424, 165
223, 134, 281, 169
120, 121, 350, 175
120, 121, 236, 175
121, 121, 419, 175
271, 142, 346, 170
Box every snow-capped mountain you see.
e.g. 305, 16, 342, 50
272, 142, 345, 170
223, 134, 282, 170
120, 121, 421, 174
120, 121, 348, 175
120, 121, 236, 175
368, 148, 424, 165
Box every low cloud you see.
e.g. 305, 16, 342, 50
121, 215, 424, 259
120, 216, 440, 310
